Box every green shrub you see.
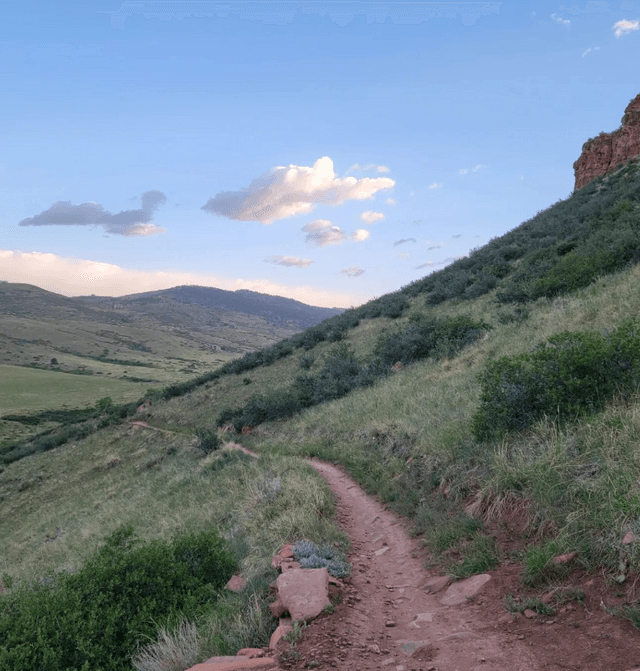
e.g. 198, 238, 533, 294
195, 429, 221, 454
374, 315, 491, 367
0, 525, 236, 671
292, 540, 351, 578
472, 320, 640, 441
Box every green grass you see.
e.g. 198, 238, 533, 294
0, 364, 148, 414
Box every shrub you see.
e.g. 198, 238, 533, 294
195, 429, 221, 454
472, 321, 640, 441
292, 540, 351, 578
0, 525, 236, 671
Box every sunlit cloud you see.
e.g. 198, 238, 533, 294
360, 210, 384, 225
201, 157, 395, 225
582, 46, 600, 56
0, 249, 364, 308
393, 238, 416, 247
472, 164, 488, 172
18, 191, 167, 237
614, 19, 639, 37
551, 13, 570, 26
302, 220, 369, 246
340, 265, 365, 277
459, 168, 469, 175
428, 182, 443, 190
264, 255, 313, 268
386, 198, 396, 205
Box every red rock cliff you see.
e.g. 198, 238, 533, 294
573, 93, 640, 191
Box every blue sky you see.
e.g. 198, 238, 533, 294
2, 1, 639, 307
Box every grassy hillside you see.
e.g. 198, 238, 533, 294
3, 161, 640, 668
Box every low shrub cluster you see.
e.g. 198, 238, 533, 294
472, 318, 640, 440
291, 540, 351, 578
0, 525, 236, 671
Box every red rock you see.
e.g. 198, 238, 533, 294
523, 609, 537, 619
276, 567, 331, 621
188, 657, 277, 670
439, 574, 492, 606
553, 552, 577, 564
269, 595, 287, 618
226, 575, 246, 592
280, 560, 301, 573
269, 619, 293, 650
574, 92, 640, 190
623, 532, 637, 545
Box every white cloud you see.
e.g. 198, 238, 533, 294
551, 13, 571, 26
264, 255, 313, 268
386, 198, 396, 205
459, 168, 469, 175
428, 182, 443, 190
0, 249, 362, 308
360, 210, 385, 225
201, 157, 395, 225
398, 252, 411, 259
472, 164, 488, 172
302, 220, 369, 246
340, 266, 365, 277
18, 191, 167, 237
614, 19, 639, 37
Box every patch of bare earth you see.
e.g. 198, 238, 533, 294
276, 459, 640, 671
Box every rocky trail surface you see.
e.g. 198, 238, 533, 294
166, 435, 640, 671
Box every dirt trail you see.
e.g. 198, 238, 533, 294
273, 457, 640, 671
294, 459, 541, 671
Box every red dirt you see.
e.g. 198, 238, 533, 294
218, 443, 640, 670
278, 459, 640, 671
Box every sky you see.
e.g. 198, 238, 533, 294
2, 1, 639, 308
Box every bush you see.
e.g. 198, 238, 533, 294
472, 319, 640, 441
0, 525, 236, 671
292, 540, 351, 578
195, 429, 221, 454
374, 315, 491, 368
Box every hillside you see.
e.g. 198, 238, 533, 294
3, 114, 640, 668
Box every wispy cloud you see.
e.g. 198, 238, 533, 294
201, 156, 395, 224
344, 163, 391, 176
551, 13, 571, 26
386, 198, 396, 205
415, 255, 465, 270
614, 19, 639, 37
302, 220, 370, 247
459, 168, 469, 175
264, 255, 312, 268
582, 46, 600, 57
340, 265, 365, 277
428, 182, 443, 190
393, 238, 416, 247
427, 242, 445, 250
360, 210, 385, 225
452, 234, 462, 238
18, 191, 167, 237
0, 249, 362, 308
398, 252, 411, 259
459, 164, 487, 175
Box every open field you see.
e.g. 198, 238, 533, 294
0, 364, 149, 415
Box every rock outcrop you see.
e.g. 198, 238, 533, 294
573, 92, 640, 190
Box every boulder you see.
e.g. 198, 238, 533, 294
276, 567, 331, 622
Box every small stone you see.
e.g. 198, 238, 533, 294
236, 648, 265, 658
439, 574, 492, 606
553, 552, 577, 564
381, 658, 395, 667
523, 609, 536, 619
375, 546, 391, 556
424, 575, 452, 594
226, 574, 246, 592
623, 532, 637, 545
385, 620, 397, 627
540, 591, 555, 604
367, 644, 381, 654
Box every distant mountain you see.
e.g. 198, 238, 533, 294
74, 285, 343, 329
